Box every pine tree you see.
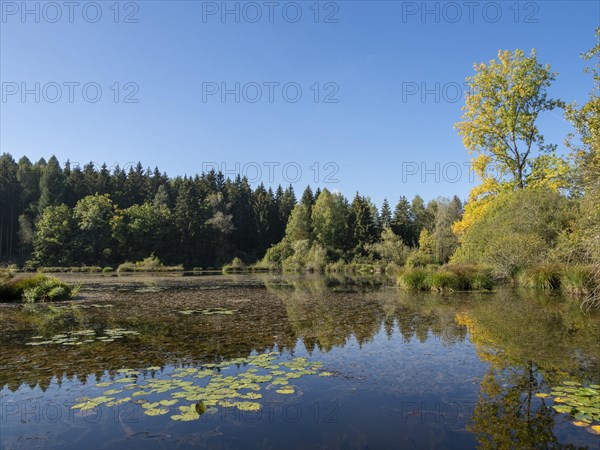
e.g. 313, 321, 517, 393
0, 154, 20, 261
38, 156, 66, 213
227, 176, 256, 259
17, 157, 39, 215
380, 199, 392, 229
391, 196, 414, 246
348, 193, 378, 255
174, 179, 209, 267
301, 186, 314, 207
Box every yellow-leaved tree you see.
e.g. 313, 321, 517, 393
453, 49, 566, 236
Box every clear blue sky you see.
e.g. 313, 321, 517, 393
1, 1, 598, 206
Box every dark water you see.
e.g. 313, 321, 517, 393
1, 274, 599, 449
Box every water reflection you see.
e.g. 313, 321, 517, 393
1, 274, 599, 449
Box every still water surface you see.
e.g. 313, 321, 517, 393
1, 274, 599, 449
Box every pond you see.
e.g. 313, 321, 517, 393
1, 274, 599, 449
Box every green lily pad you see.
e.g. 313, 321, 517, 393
115, 377, 137, 383
103, 389, 123, 395
276, 386, 295, 395
144, 408, 169, 416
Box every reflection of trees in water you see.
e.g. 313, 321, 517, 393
468, 363, 560, 450
1, 285, 299, 392
456, 289, 600, 449
264, 276, 471, 351
3, 276, 470, 392
3, 274, 599, 429
265, 276, 387, 352
456, 289, 600, 376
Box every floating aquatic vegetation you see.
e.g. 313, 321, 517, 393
103, 389, 123, 395
276, 386, 295, 395
544, 381, 600, 435
70, 351, 332, 421
171, 405, 200, 421
76, 304, 113, 309
135, 287, 164, 293
25, 328, 141, 346
144, 407, 169, 416
178, 307, 238, 315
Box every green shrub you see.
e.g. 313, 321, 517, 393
260, 241, 293, 270
398, 268, 430, 291
325, 259, 346, 273
444, 264, 494, 290
37, 266, 69, 273
519, 264, 562, 290
0, 265, 17, 280
1, 274, 79, 302
222, 257, 245, 273
397, 265, 494, 292
428, 271, 460, 292
102, 267, 113, 273
304, 244, 328, 273
560, 265, 595, 295
470, 273, 495, 291
385, 262, 402, 277
70, 266, 102, 273
117, 255, 183, 273
134, 255, 164, 271
406, 251, 436, 268
281, 240, 311, 273
451, 188, 573, 278
116, 262, 135, 272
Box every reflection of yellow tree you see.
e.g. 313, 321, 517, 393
468, 365, 558, 450
457, 312, 559, 448
456, 290, 600, 449
455, 289, 600, 373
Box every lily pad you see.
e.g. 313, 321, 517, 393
276, 386, 295, 395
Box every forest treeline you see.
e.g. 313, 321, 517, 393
1, 30, 598, 307
0, 153, 462, 269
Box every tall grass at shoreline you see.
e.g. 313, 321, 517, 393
397, 264, 494, 292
